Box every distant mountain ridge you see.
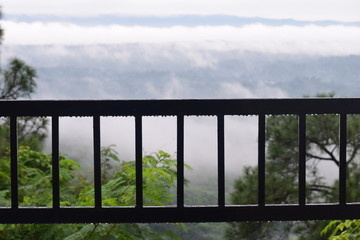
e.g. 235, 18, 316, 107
2, 44, 360, 99
4, 14, 360, 27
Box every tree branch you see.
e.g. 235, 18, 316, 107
306, 153, 340, 167
307, 138, 340, 167
309, 184, 334, 195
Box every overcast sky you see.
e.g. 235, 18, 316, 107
2, 0, 360, 21
1, 0, 359, 56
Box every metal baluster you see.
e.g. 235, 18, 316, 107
339, 114, 347, 206
298, 114, 306, 206
135, 116, 143, 208
177, 115, 184, 208
10, 116, 18, 209
93, 115, 102, 208
52, 116, 60, 208
218, 115, 225, 207
258, 114, 265, 206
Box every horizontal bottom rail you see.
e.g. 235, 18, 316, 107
0, 204, 359, 223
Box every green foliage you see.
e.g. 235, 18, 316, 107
0, 58, 37, 100
0, 146, 80, 207
226, 93, 360, 239
0, 117, 48, 158
0, 34, 44, 156
143, 150, 178, 205
0, 146, 184, 239
230, 166, 258, 204
101, 144, 120, 182
226, 163, 298, 239
321, 220, 360, 240
78, 149, 182, 207
74, 148, 185, 239
0, 57, 46, 157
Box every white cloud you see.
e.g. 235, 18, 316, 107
220, 82, 255, 98
2, 0, 360, 22
3, 21, 360, 56
181, 47, 218, 68
146, 77, 189, 99
220, 82, 288, 98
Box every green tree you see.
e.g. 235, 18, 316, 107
0, 146, 184, 239
0, 10, 47, 156
0, 60, 48, 156
0, 58, 37, 100
0, 8, 36, 100
0, 146, 81, 207
226, 94, 360, 239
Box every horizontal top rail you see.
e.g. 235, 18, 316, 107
1, 98, 360, 117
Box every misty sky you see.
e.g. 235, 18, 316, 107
1, 0, 360, 56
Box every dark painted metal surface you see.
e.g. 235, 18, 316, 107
258, 114, 266, 207
51, 116, 60, 209
135, 116, 143, 208
1, 98, 360, 117
1, 98, 359, 223
10, 116, 18, 209
339, 114, 347, 206
177, 115, 185, 208
217, 115, 225, 207
0, 204, 359, 224
93, 116, 102, 209
298, 114, 306, 206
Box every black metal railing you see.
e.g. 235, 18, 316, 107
0, 98, 360, 223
